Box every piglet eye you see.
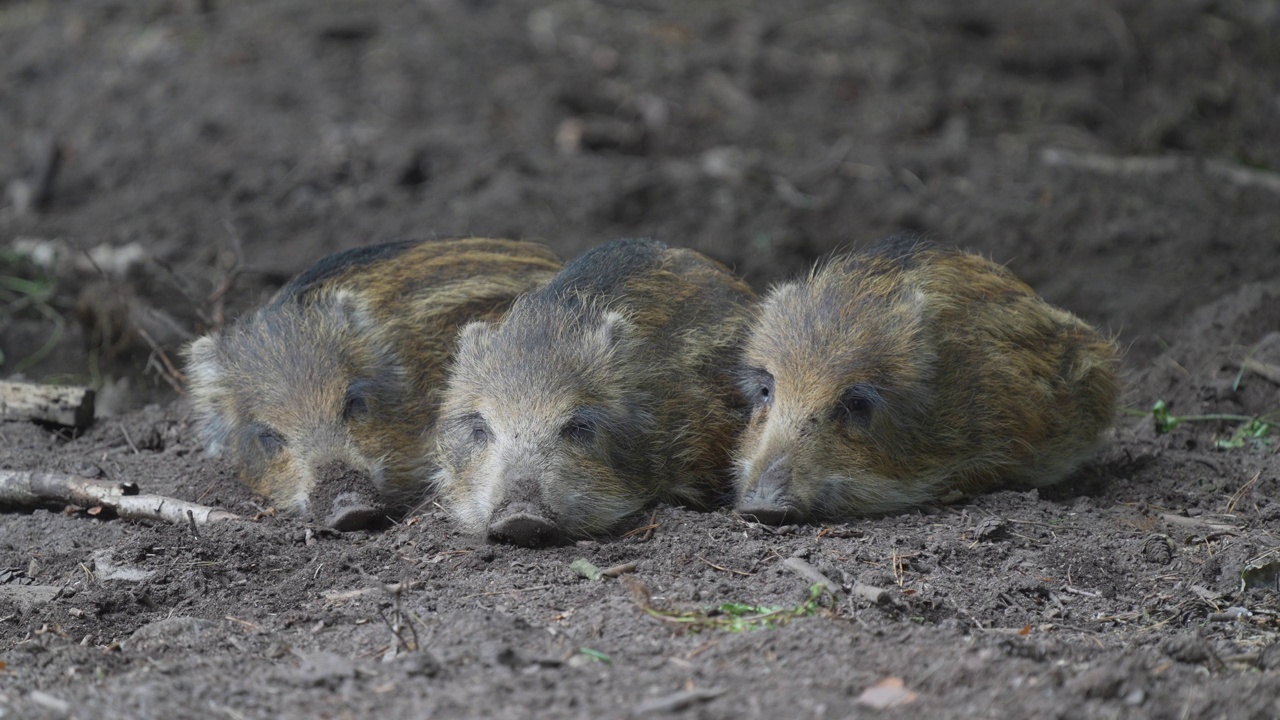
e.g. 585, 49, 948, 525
343, 381, 372, 421
741, 368, 775, 409
451, 412, 491, 445
562, 418, 595, 443
256, 426, 286, 454
835, 384, 879, 428
843, 396, 869, 414
470, 417, 490, 444
343, 394, 368, 420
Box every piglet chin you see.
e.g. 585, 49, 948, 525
736, 504, 803, 525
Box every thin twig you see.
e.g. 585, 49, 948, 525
136, 326, 187, 395
1241, 358, 1280, 385
622, 522, 660, 538
1226, 470, 1263, 515
208, 217, 247, 331
697, 555, 753, 577
118, 423, 140, 455
782, 557, 845, 599
458, 585, 553, 600
376, 606, 415, 653
224, 616, 262, 632
623, 509, 661, 541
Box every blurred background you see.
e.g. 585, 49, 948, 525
2, 0, 1278, 415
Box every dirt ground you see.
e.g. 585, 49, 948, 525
3, 1, 1280, 717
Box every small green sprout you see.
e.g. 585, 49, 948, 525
1150, 399, 1181, 433
1215, 418, 1273, 450
644, 583, 826, 634
1134, 400, 1277, 450
578, 647, 612, 664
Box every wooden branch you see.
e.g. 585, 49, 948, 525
782, 556, 846, 599
782, 556, 891, 604
0, 380, 95, 428
0, 470, 240, 525
1242, 358, 1280, 386
1040, 148, 1280, 194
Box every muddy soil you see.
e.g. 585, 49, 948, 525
3, 1, 1280, 718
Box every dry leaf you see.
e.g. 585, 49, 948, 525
857, 677, 919, 709
1018, 624, 1032, 637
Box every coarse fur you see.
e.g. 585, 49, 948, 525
185, 238, 561, 520
434, 238, 756, 543
734, 235, 1121, 522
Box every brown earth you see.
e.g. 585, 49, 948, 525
3, 1, 1280, 718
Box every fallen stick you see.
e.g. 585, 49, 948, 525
571, 559, 638, 581
633, 687, 726, 715
570, 558, 604, 582
0, 470, 240, 525
849, 582, 890, 605
1040, 147, 1280, 194
1159, 512, 1239, 533
600, 561, 638, 578
1242, 358, 1280, 386
782, 556, 845, 600
782, 556, 891, 604
0, 380, 95, 428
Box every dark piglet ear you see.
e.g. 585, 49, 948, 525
835, 383, 883, 428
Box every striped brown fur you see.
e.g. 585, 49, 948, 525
734, 237, 1121, 523
186, 238, 560, 527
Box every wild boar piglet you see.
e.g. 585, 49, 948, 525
735, 236, 1120, 523
186, 238, 560, 529
435, 238, 756, 546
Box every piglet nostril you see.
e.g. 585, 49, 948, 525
312, 462, 387, 531
488, 503, 562, 547
324, 491, 387, 531
735, 456, 802, 524
489, 514, 561, 547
